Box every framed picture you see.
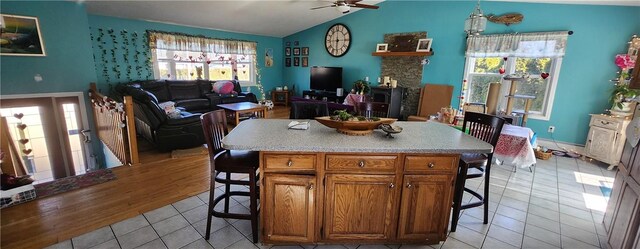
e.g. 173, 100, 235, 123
1, 14, 46, 56
285, 41, 291, 46
416, 38, 433, 52
294, 41, 300, 46
376, 43, 388, 52
302, 57, 308, 67
285, 47, 291, 56
302, 47, 309, 56
294, 57, 300, 67
265, 48, 273, 67
293, 47, 301, 56
285, 58, 291, 67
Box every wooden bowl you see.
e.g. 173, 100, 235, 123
314, 116, 397, 136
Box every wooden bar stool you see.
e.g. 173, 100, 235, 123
201, 110, 260, 243
450, 112, 505, 232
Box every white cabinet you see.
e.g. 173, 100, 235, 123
585, 114, 631, 170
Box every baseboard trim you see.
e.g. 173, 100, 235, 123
537, 138, 585, 154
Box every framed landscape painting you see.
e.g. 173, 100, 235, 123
1, 14, 46, 56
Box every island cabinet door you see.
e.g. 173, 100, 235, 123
397, 175, 454, 242
324, 174, 398, 241
263, 174, 316, 243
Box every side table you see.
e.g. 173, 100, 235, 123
271, 90, 289, 107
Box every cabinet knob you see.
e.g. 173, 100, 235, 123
358, 160, 365, 168
287, 160, 293, 167
308, 183, 314, 190
428, 162, 435, 168
406, 183, 413, 189
389, 183, 395, 189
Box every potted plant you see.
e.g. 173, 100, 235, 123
352, 80, 371, 95
610, 83, 638, 113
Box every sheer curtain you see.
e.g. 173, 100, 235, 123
147, 31, 257, 55
466, 31, 569, 58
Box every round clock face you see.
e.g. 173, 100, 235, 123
325, 23, 351, 57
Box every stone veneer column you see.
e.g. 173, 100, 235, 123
380, 32, 427, 118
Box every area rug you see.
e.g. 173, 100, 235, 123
171, 145, 208, 159
34, 169, 117, 199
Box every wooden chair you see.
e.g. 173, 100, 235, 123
289, 101, 330, 119
407, 84, 453, 121
356, 102, 389, 118
201, 110, 259, 242
450, 112, 505, 232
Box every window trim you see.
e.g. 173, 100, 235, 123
462, 56, 562, 121
152, 49, 256, 86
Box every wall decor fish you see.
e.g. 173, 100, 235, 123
487, 13, 524, 26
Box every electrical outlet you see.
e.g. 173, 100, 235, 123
548, 126, 555, 133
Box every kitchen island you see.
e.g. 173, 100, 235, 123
222, 119, 493, 245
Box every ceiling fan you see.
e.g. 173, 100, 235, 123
310, 0, 379, 14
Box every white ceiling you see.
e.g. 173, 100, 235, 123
84, 0, 384, 38
84, 0, 639, 38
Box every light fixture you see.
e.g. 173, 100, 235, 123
464, 0, 487, 36
336, 3, 351, 14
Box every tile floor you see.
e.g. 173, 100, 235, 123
45, 155, 614, 249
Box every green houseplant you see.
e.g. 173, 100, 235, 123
352, 80, 371, 95
610, 84, 639, 110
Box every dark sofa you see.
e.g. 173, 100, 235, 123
127, 79, 257, 113
116, 79, 257, 151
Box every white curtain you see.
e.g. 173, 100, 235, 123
466, 31, 569, 58
148, 31, 257, 55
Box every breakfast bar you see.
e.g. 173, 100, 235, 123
222, 119, 493, 245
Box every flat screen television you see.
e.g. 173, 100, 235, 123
310, 66, 342, 92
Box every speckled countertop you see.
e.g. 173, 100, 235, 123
221, 119, 493, 154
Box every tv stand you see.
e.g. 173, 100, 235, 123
302, 90, 346, 103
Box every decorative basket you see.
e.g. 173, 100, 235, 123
534, 150, 552, 160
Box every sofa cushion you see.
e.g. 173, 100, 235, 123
140, 81, 172, 102
174, 98, 211, 112
167, 81, 202, 100
212, 81, 236, 95
197, 80, 213, 96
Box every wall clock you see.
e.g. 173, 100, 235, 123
325, 23, 351, 57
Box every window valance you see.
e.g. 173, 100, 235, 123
147, 30, 257, 55
466, 31, 569, 58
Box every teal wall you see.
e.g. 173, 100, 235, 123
283, 1, 640, 145
0, 1, 108, 168
87, 15, 284, 98
0, 1, 97, 94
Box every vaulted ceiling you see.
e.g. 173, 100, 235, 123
83, 0, 639, 38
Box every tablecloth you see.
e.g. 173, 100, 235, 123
494, 124, 537, 168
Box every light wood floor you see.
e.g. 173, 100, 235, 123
0, 105, 290, 249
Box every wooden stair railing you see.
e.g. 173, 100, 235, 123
89, 83, 139, 166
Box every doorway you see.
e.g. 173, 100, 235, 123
0, 94, 93, 183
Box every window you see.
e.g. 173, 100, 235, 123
463, 56, 561, 120
463, 31, 568, 120
148, 31, 258, 87
153, 49, 255, 86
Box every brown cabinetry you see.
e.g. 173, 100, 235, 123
397, 175, 454, 242
324, 174, 398, 240
263, 174, 316, 243
260, 151, 459, 245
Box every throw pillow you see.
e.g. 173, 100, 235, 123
211, 81, 236, 95
158, 101, 180, 119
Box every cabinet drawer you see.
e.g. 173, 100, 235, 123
264, 154, 316, 172
590, 116, 622, 130
404, 155, 458, 174
326, 154, 397, 172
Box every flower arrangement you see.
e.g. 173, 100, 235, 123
352, 80, 371, 95
615, 54, 636, 70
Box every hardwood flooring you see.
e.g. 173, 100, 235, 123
0, 106, 290, 249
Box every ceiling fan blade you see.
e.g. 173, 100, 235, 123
310, 5, 335, 10
345, 0, 363, 4
351, 3, 379, 9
